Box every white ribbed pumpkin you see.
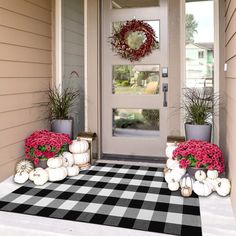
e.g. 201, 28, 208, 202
193, 180, 213, 196
67, 165, 79, 177
168, 180, 180, 191
29, 168, 48, 186
47, 157, 63, 169
73, 152, 90, 165
47, 167, 67, 182
69, 140, 89, 154
215, 178, 231, 197
14, 172, 29, 184
16, 160, 34, 174
195, 170, 207, 181
61, 152, 74, 167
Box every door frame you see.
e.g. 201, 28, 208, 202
53, 0, 192, 158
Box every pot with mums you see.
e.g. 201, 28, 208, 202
25, 130, 72, 168
172, 140, 224, 177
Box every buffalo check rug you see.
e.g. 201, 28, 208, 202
0, 162, 202, 236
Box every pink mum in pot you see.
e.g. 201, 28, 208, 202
172, 140, 225, 173
25, 130, 72, 166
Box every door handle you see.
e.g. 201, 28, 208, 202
162, 83, 168, 107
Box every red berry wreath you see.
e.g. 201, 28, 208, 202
111, 19, 159, 62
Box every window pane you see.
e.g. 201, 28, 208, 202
62, 0, 84, 137
185, 0, 214, 89
112, 0, 160, 9
113, 108, 160, 137
113, 65, 160, 95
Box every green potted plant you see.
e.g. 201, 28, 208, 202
182, 88, 219, 142
48, 87, 79, 139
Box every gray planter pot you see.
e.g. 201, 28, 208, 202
185, 123, 212, 142
51, 119, 73, 139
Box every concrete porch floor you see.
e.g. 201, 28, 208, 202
0, 161, 235, 236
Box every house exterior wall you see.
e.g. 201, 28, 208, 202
0, 0, 52, 181
224, 0, 236, 216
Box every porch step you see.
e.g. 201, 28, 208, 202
101, 154, 166, 164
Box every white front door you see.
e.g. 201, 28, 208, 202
102, 0, 168, 157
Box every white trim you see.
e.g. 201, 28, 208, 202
84, 0, 88, 131
213, 0, 220, 145
55, 0, 62, 92
180, 0, 186, 136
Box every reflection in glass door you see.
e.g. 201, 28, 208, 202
102, 0, 168, 157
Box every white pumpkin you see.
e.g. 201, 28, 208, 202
173, 166, 186, 176
205, 177, 219, 191
168, 180, 180, 191
73, 152, 90, 165
165, 170, 174, 183
69, 139, 89, 154
166, 158, 179, 170
215, 178, 231, 197
171, 169, 186, 182
165, 143, 178, 159
61, 152, 74, 167
164, 167, 185, 183
16, 160, 34, 174
47, 157, 63, 169
195, 170, 206, 181
47, 167, 67, 182
193, 180, 213, 196
14, 172, 29, 184
29, 168, 48, 186
29, 167, 43, 181
67, 165, 79, 177
207, 170, 218, 180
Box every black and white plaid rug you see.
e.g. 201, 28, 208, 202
0, 163, 202, 236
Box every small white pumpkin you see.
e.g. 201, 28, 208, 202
207, 170, 218, 180
16, 159, 34, 174
166, 158, 179, 170
195, 170, 206, 181
47, 167, 67, 182
73, 152, 90, 165
171, 170, 185, 182
165, 143, 178, 158
165, 170, 174, 183
215, 178, 231, 197
29, 168, 48, 186
193, 180, 213, 196
67, 165, 79, 177
205, 177, 219, 191
47, 157, 63, 169
14, 172, 29, 184
29, 167, 43, 181
69, 139, 89, 154
61, 152, 74, 167
168, 180, 180, 191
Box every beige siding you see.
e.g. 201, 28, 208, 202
224, 0, 236, 216
0, 0, 52, 181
